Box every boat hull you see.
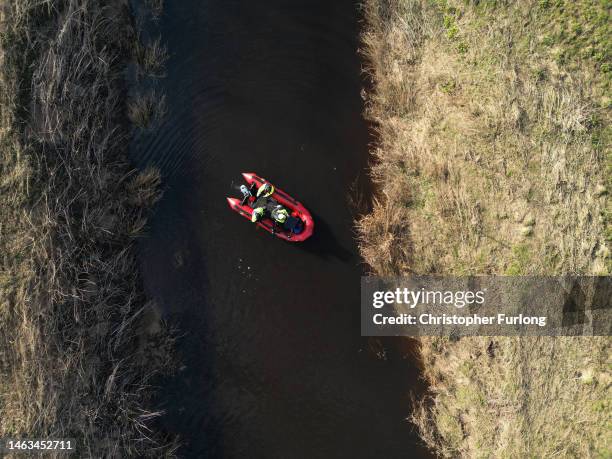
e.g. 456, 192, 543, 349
226, 172, 314, 242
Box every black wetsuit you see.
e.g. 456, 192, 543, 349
253, 196, 278, 213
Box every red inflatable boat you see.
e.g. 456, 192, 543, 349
226, 173, 314, 242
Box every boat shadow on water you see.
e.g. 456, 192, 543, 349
296, 212, 354, 263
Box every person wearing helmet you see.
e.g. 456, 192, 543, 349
251, 183, 276, 223
270, 205, 290, 236
256, 183, 275, 198
251, 202, 289, 224
251, 206, 265, 223
270, 205, 289, 224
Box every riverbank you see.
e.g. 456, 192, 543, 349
0, 1, 174, 455
359, 0, 610, 456
126, 1, 435, 456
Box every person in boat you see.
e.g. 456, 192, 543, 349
270, 205, 289, 225
256, 182, 275, 199
250, 183, 275, 222
250, 183, 289, 229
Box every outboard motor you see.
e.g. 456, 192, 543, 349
239, 184, 252, 205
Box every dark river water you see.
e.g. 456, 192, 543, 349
131, 1, 430, 457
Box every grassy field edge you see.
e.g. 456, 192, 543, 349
0, 1, 175, 456
358, 0, 610, 457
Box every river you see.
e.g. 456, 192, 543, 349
131, 1, 430, 457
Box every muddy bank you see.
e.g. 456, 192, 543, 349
131, 0, 430, 457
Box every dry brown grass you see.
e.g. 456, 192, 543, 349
360, 0, 609, 276
128, 89, 167, 129
359, 0, 611, 456
135, 36, 169, 79
413, 336, 610, 457
0, 0, 176, 456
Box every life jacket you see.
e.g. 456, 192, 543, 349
251, 207, 265, 222
256, 183, 275, 198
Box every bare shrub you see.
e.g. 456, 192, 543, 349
128, 90, 167, 129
